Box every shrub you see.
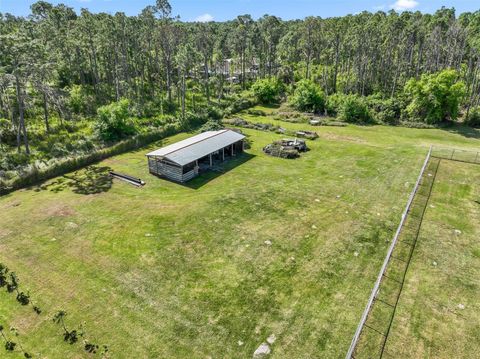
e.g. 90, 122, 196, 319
403, 69, 466, 124
204, 105, 224, 120
225, 97, 255, 115
0, 151, 31, 172
251, 77, 284, 104
290, 79, 325, 113
246, 109, 266, 116
200, 119, 223, 132
338, 95, 372, 124
5, 341, 16, 351
465, 106, 480, 127
366, 95, 402, 125
0, 118, 16, 145
69, 85, 95, 115
95, 99, 136, 142
325, 93, 345, 116
64, 330, 78, 344
16, 292, 30, 306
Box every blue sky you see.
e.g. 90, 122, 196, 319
0, 0, 479, 21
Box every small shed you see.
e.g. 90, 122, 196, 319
146, 129, 246, 182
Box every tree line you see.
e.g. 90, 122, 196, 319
1, 1, 480, 158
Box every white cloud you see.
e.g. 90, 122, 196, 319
391, 0, 419, 11
195, 13, 214, 22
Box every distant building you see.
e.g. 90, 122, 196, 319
146, 130, 245, 182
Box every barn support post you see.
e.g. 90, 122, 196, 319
209, 153, 213, 167
222, 148, 225, 161
231, 143, 235, 156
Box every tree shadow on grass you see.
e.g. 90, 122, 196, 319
442, 123, 480, 139
34, 165, 113, 195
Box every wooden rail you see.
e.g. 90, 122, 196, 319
109, 171, 145, 187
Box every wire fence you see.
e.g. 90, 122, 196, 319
345, 147, 434, 359
431, 147, 480, 164
347, 145, 479, 358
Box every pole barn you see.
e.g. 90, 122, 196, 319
146, 130, 245, 182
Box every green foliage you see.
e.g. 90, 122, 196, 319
366, 95, 402, 125
16, 292, 30, 306
85, 342, 99, 353
0, 264, 8, 287
246, 109, 267, 116
204, 105, 224, 120
290, 79, 325, 113
251, 77, 284, 104
325, 93, 346, 116
6, 272, 18, 293
5, 341, 16, 351
225, 97, 255, 115
337, 95, 372, 124
403, 69, 466, 124
465, 106, 480, 127
95, 99, 136, 141
0, 152, 31, 172
200, 119, 223, 132
0, 118, 16, 145
69, 85, 95, 115
64, 330, 78, 344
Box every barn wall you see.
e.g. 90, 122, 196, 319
148, 157, 184, 182
182, 169, 197, 182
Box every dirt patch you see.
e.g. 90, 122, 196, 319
320, 132, 367, 144
0, 200, 21, 210
0, 229, 13, 238
46, 204, 77, 218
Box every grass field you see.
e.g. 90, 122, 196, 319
0, 108, 479, 358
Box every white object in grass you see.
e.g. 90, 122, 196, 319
253, 343, 271, 358
267, 334, 276, 344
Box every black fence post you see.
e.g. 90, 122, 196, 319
450, 149, 455, 160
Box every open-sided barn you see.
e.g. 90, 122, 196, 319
146, 129, 245, 182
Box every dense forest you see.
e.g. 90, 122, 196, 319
1, 1, 480, 186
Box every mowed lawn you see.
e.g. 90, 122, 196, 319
385, 159, 480, 358
0, 112, 479, 358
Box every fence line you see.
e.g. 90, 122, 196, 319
345, 146, 432, 359
378, 156, 441, 357
431, 147, 480, 165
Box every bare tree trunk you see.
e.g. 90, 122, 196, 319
182, 73, 186, 119
333, 33, 340, 93
15, 75, 29, 154
43, 93, 50, 133
204, 57, 210, 103
166, 56, 172, 103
